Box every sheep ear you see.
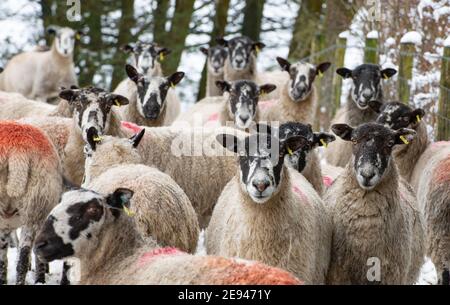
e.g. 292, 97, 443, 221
276, 57, 291, 72
106, 93, 129, 106
381, 68, 397, 79
121, 44, 134, 53
216, 80, 231, 93
125, 64, 141, 83
312, 132, 336, 148
0, 67, 3, 73
200, 47, 209, 55
216, 37, 228, 46
282, 136, 308, 157
331, 124, 354, 141
157, 47, 171, 56
410, 108, 425, 124
368, 100, 383, 113
47, 25, 58, 35
316, 62, 331, 75
216, 134, 243, 154
252, 42, 265, 53
75, 30, 83, 40
167, 72, 185, 87
85, 126, 99, 151
259, 84, 276, 96
106, 188, 134, 214
59, 89, 79, 103
336, 67, 352, 79
129, 129, 145, 148
395, 128, 416, 145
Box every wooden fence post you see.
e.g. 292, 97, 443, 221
332, 32, 347, 116
399, 31, 421, 104
364, 31, 378, 64
437, 38, 450, 141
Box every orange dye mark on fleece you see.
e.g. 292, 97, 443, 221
137, 247, 183, 267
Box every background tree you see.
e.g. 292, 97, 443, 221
241, 0, 265, 42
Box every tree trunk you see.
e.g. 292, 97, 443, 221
323, 0, 355, 49
110, 0, 136, 90
153, 0, 170, 46
197, 0, 230, 101
289, 0, 324, 60
162, 0, 195, 74
241, 0, 265, 42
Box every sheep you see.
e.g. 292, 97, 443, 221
325, 64, 397, 167
172, 95, 224, 127
277, 122, 336, 196
59, 86, 129, 185
34, 188, 302, 285
0, 121, 62, 285
114, 42, 171, 98
206, 131, 332, 284
115, 65, 183, 127
200, 45, 228, 97
324, 122, 425, 284
0, 90, 73, 120
261, 58, 331, 126
120, 122, 247, 228
0, 26, 80, 102
82, 130, 199, 253
217, 36, 288, 101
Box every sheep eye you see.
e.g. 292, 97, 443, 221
403, 117, 410, 122
387, 140, 395, 147
351, 138, 357, 145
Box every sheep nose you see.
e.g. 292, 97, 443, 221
239, 114, 250, 123
361, 171, 375, 180
362, 91, 373, 99
253, 180, 270, 192
235, 58, 243, 65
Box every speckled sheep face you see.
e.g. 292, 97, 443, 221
279, 122, 335, 172
47, 26, 82, 57
336, 64, 397, 110
218, 36, 264, 71
126, 64, 184, 120
216, 132, 307, 203
122, 42, 171, 75
216, 80, 276, 129
369, 101, 425, 130
34, 188, 133, 262
201, 46, 228, 76
277, 58, 331, 102
59, 87, 129, 149
332, 123, 416, 190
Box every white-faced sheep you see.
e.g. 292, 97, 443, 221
206, 131, 332, 284
59, 87, 129, 185
114, 42, 171, 98
82, 130, 199, 253
325, 123, 424, 284
34, 188, 302, 285
261, 58, 331, 126
120, 122, 247, 228
0, 121, 62, 285
200, 45, 228, 97
115, 65, 183, 127
0, 26, 81, 102
217, 36, 288, 101
325, 64, 397, 167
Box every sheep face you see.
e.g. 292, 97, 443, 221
122, 42, 171, 75
332, 123, 416, 190
279, 122, 335, 172
216, 80, 276, 129
59, 87, 129, 149
276, 58, 331, 102
218, 36, 264, 71
217, 133, 307, 203
200, 46, 228, 76
125, 65, 184, 120
47, 26, 81, 57
336, 64, 397, 110
34, 188, 133, 263
369, 101, 425, 130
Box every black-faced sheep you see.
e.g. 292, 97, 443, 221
200, 45, 228, 97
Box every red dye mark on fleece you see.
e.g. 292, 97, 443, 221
433, 157, 450, 184
0, 121, 55, 159
207, 112, 219, 122
203, 256, 302, 285
137, 247, 183, 266
258, 100, 276, 111
322, 175, 333, 187
292, 185, 309, 204
121, 121, 143, 134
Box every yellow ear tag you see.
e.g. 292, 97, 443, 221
383, 73, 389, 80
260, 90, 266, 97
416, 115, 421, 123
255, 46, 260, 54
320, 138, 328, 148
122, 204, 135, 217
318, 70, 323, 79
75, 33, 81, 40
170, 82, 175, 89
93, 136, 103, 142
159, 53, 165, 62
399, 135, 409, 145
114, 99, 121, 107
287, 146, 293, 156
